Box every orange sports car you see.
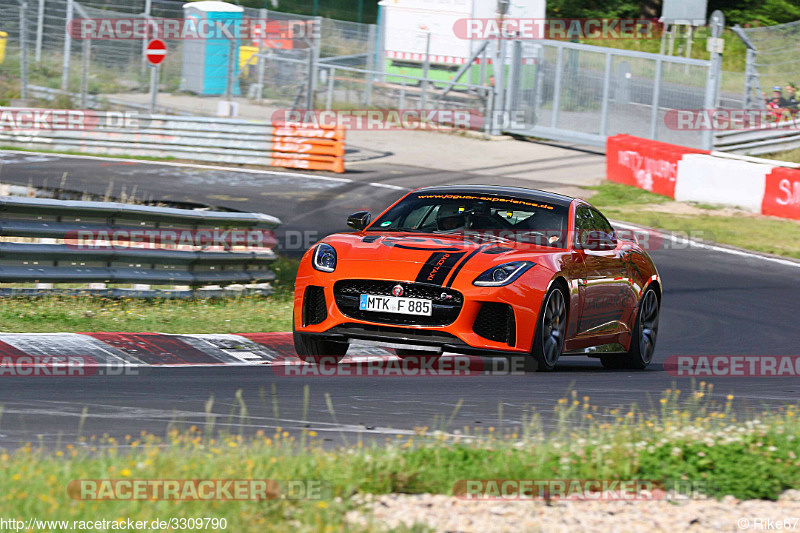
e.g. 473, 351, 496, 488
293, 185, 661, 371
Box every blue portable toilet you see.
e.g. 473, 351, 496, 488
180, 1, 243, 96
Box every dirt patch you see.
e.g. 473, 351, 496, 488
347, 491, 800, 532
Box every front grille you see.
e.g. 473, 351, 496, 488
303, 285, 327, 326
473, 302, 516, 346
333, 280, 463, 326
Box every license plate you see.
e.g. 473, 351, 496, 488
359, 294, 432, 316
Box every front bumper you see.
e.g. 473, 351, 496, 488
294, 271, 553, 354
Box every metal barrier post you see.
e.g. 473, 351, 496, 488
702, 10, 725, 150
19, 0, 28, 100
325, 66, 334, 109
34, 0, 43, 64
599, 52, 612, 137
550, 45, 564, 129
61, 0, 73, 91
148, 64, 159, 113
420, 32, 430, 110
399, 79, 405, 109
649, 57, 662, 140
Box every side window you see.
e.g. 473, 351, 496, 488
575, 207, 615, 249
588, 208, 614, 237
574, 207, 593, 247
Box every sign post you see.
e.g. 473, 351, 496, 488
145, 39, 167, 113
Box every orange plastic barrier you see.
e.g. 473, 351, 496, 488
762, 167, 800, 220
606, 134, 709, 198
270, 123, 345, 173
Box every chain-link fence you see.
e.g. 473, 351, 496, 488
0, 0, 375, 111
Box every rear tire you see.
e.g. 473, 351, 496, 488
530, 284, 568, 372
600, 287, 659, 370
293, 322, 348, 365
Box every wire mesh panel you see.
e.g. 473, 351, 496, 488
507, 39, 713, 148
742, 20, 800, 96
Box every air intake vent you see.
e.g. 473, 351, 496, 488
303, 286, 327, 326
472, 302, 516, 346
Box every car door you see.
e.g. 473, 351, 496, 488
574, 206, 627, 337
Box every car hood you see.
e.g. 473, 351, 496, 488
320, 232, 561, 283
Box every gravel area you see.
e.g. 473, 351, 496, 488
346, 491, 800, 532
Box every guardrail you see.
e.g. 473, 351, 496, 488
0, 113, 346, 173
714, 118, 800, 156
0, 196, 282, 297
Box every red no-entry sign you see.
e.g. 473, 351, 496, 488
145, 39, 167, 66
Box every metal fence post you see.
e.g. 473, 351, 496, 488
399, 79, 405, 109
140, 0, 151, 84
226, 38, 235, 101
364, 24, 375, 107
19, 0, 29, 100
255, 8, 267, 102
80, 38, 90, 107
599, 52, 612, 138
550, 45, 564, 129
702, 10, 725, 150
491, 38, 507, 135
61, 0, 73, 91
649, 58, 662, 140
505, 40, 521, 116
34, 0, 44, 64
420, 32, 431, 110
325, 66, 334, 109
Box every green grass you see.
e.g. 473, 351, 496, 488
587, 183, 800, 259
0, 294, 293, 334
0, 257, 300, 334
761, 148, 800, 164
0, 386, 798, 531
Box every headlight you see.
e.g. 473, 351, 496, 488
473, 261, 534, 286
312, 243, 337, 272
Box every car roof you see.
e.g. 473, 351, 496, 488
412, 185, 575, 208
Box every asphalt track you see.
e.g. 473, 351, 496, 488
0, 150, 798, 448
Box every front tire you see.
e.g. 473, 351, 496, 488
530, 284, 568, 372
600, 287, 659, 370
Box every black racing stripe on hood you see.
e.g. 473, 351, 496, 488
444, 244, 494, 288
415, 251, 467, 285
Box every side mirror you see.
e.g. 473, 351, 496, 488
347, 211, 371, 230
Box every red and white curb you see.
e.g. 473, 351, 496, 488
0, 332, 394, 368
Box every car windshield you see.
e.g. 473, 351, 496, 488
368, 192, 569, 248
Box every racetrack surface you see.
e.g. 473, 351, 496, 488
0, 151, 798, 448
